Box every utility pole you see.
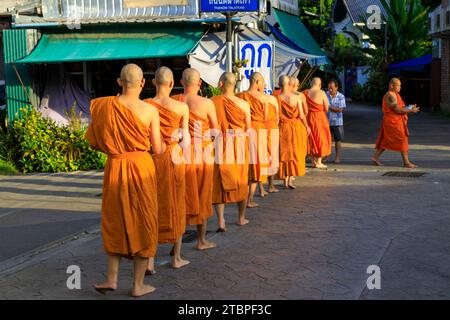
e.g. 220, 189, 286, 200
224, 12, 236, 73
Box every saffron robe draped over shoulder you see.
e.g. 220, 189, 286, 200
172, 94, 214, 226
236, 92, 268, 183
265, 102, 280, 176
276, 96, 307, 178
210, 95, 249, 204
304, 90, 332, 158
85, 96, 158, 258
144, 98, 186, 244
375, 92, 409, 152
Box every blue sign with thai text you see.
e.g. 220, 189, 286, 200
200, 0, 259, 13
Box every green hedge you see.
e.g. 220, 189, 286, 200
0, 107, 105, 173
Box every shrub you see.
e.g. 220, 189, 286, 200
202, 85, 221, 98
361, 72, 388, 104
1, 106, 105, 173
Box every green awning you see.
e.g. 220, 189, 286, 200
17, 25, 204, 63
273, 8, 326, 57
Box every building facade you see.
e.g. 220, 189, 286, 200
429, 0, 450, 112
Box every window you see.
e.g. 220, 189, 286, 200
446, 11, 450, 26
436, 14, 441, 30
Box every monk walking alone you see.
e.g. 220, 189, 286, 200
304, 77, 332, 169
144, 67, 191, 269
172, 68, 219, 250
86, 64, 164, 297
211, 72, 251, 232
277, 75, 311, 188
372, 78, 420, 168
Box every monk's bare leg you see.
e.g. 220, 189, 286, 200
93, 254, 120, 293
258, 182, 268, 197
334, 141, 342, 163
268, 176, 279, 193
146, 256, 156, 275
215, 203, 226, 232
247, 182, 259, 208
284, 177, 289, 189
173, 236, 190, 269
315, 158, 328, 169
131, 256, 155, 298
401, 152, 418, 168
237, 200, 249, 226
371, 148, 385, 166
288, 176, 297, 189
196, 220, 216, 250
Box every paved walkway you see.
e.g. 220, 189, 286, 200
1, 103, 450, 299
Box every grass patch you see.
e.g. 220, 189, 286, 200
0, 158, 18, 175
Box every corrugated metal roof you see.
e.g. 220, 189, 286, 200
342, 0, 388, 24
41, 0, 199, 19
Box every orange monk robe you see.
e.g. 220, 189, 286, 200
144, 98, 186, 244
304, 90, 332, 158
265, 102, 280, 176
236, 92, 268, 183
375, 92, 409, 152
85, 96, 158, 258
172, 94, 214, 226
210, 95, 249, 204
275, 96, 308, 178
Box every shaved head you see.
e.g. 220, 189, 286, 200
219, 72, 236, 88
119, 63, 144, 88
154, 66, 173, 86
249, 72, 264, 84
182, 68, 200, 86
390, 78, 401, 86
311, 77, 322, 87
289, 76, 299, 86
279, 75, 290, 88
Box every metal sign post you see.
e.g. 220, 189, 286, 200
225, 11, 236, 72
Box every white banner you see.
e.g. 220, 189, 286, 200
238, 41, 274, 94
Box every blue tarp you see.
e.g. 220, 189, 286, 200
388, 54, 432, 70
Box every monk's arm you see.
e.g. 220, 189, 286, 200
150, 109, 165, 155
323, 92, 329, 112
300, 94, 308, 116
297, 97, 311, 135
207, 100, 220, 131
386, 93, 417, 114
181, 104, 191, 148
271, 96, 280, 124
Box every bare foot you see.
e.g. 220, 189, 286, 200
237, 218, 250, 226
131, 284, 156, 298
288, 184, 297, 189
247, 202, 259, 208
145, 269, 156, 276
268, 186, 280, 193
259, 191, 268, 197
333, 159, 341, 164
173, 258, 190, 269
93, 282, 117, 294
404, 162, 418, 168
371, 157, 383, 166
314, 163, 328, 169
196, 241, 217, 251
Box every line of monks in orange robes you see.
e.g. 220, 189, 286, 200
85, 65, 332, 297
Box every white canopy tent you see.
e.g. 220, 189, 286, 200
188, 26, 326, 88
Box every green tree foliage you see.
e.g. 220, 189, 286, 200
360, 0, 431, 67
298, 0, 334, 48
